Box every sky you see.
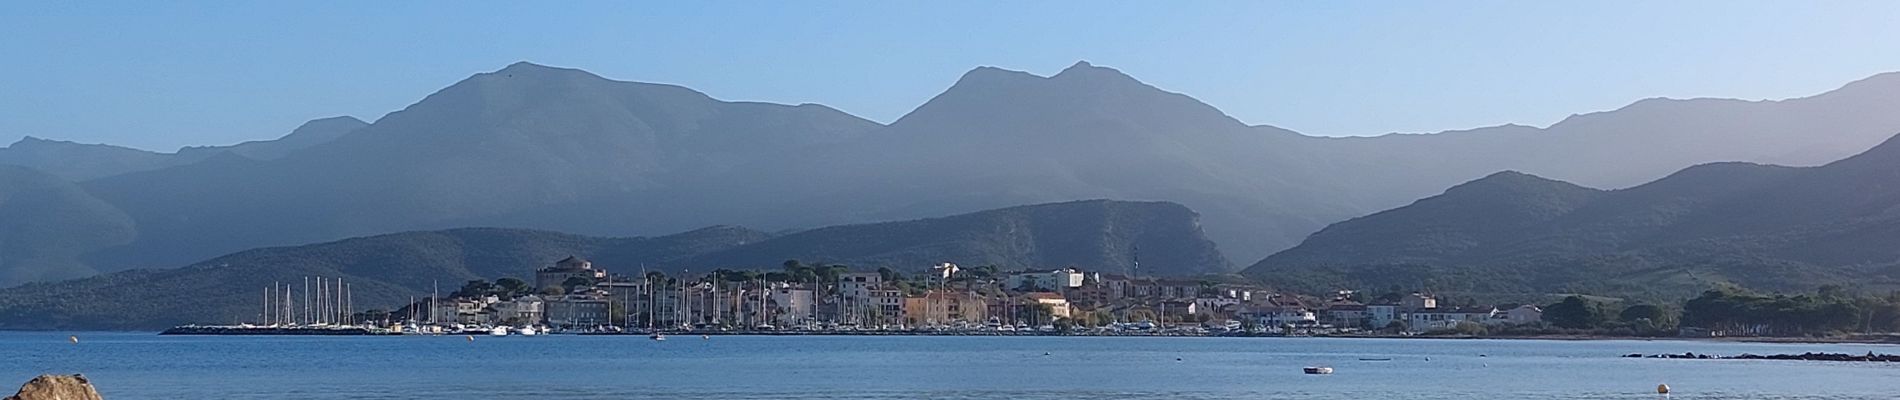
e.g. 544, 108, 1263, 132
5, 1, 1900, 151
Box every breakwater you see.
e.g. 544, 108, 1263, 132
1623, 351, 1900, 362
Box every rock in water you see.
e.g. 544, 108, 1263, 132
5, 374, 103, 400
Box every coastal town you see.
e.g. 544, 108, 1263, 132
179, 256, 1549, 337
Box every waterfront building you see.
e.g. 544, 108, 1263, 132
491, 295, 545, 326
1368, 303, 1399, 328
433, 297, 492, 325
1193, 297, 1241, 315
768, 284, 815, 327
546, 294, 611, 329
1243, 305, 1318, 331
1323, 301, 1370, 329
1404, 306, 1496, 332
902, 290, 987, 326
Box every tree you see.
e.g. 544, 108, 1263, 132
495, 278, 529, 295
561, 276, 595, 290
1544, 296, 1604, 329
876, 267, 906, 283
452, 279, 495, 298
1618, 304, 1667, 323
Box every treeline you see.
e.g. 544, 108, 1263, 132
1679, 285, 1900, 336
1518, 285, 1900, 337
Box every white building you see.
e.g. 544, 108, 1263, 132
1367, 304, 1399, 329
769, 284, 816, 327
1245, 306, 1317, 331
1403, 307, 1495, 333
491, 295, 545, 326
1006, 268, 1085, 291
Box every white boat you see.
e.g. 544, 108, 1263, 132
1303, 366, 1334, 375
488, 326, 508, 336
516, 326, 539, 336
650, 333, 667, 341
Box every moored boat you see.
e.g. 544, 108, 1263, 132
1303, 366, 1334, 375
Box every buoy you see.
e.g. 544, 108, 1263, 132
68, 335, 78, 344
1657, 384, 1670, 394
466, 335, 474, 342
702, 334, 710, 340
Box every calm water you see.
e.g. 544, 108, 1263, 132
4, 332, 1899, 399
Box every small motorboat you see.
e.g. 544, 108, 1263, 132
488, 326, 509, 336
650, 333, 667, 341
1303, 366, 1334, 375
516, 326, 539, 336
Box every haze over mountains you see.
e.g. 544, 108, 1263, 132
1247, 133, 1900, 299
0, 200, 1228, 330
0, 116, 367, 181
2, 61, 1900, 288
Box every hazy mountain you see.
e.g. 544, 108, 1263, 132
9, 62, 1900, 287
0, 166, 137, 286
0, 200, 1225, 330
683, 200, 1232, 275
0, 116, 366, 181
80, 62, 882, 269
176, 116, 368, 160
1244, 133, 1900, 299
0, 138, 187, 181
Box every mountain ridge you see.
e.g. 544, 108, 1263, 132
1244, 133, 1900, 299
5, 61, 1900, 287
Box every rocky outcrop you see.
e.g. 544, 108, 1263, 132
5, 374, 102, 400
1622, 352, 1900, 362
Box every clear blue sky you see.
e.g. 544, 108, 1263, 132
6, 1, 1900, 151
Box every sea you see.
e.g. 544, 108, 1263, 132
4, 332, 1898, 399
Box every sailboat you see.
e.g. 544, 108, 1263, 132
647, 267, 665, 341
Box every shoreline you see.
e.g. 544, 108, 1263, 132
35, 329, 1900, 345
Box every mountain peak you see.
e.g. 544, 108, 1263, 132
7, 136, 50, 147
894, 61, 1242, 131
474, 61, 607, 83
497, 61, 567, 74
1438, 170, 1599, 199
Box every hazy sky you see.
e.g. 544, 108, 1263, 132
6, 1, 1900, 151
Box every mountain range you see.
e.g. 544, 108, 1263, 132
0, 199, 1228, 330
3, 61, 1900, 288
0, 116, 367, 181
1245, 133, 1900, 300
